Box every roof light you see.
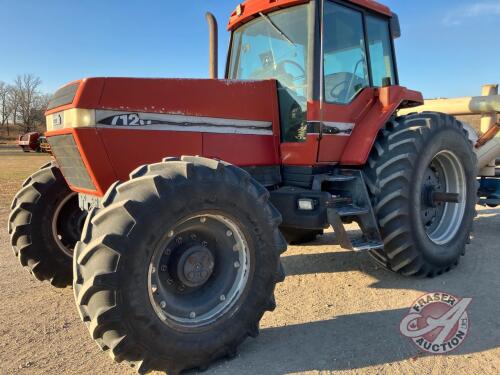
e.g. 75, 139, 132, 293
236, 4, 243, 16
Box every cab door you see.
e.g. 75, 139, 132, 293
317, 0, 397, 163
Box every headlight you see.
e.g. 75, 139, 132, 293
46, 109, 96, 131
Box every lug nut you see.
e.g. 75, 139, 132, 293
167, 278, 173, 285
226, 230, 233, 237
234, 261, 240, 268
151, 284, 158, 293
160, 264, 168, 272
160, 301, 166, 308
168, 230, 174, 237
233, 244, 239, 252
190, 234, 197, 240
151, 267, 156, 274
176, 237, 183, 244
189, 312, 196, 319
202, 241, 208, 247
220, 295, 226, 301
200, 217, 206, 223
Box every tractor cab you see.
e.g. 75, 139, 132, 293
226, 0, 421, 164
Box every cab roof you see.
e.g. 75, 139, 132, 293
228, 0, 392, 30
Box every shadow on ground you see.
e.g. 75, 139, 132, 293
209, 304, 499, 375
283, 209, 499, 288
206, 208, 500, 374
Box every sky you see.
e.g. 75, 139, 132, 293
0, 0, 498, 99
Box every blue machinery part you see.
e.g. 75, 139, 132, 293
478, 177, 500, 207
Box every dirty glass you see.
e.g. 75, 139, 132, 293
229, 5, 311, 142
323, 2, 369, 104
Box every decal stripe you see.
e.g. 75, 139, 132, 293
95, 110, 273, 135
322, 121, 355, 131
307, 121, 355, 136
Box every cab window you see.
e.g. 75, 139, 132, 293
229, 5, 311, 142
366, 16, 395, 87
323, 2, 369, 104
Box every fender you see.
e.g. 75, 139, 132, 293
340, 86, 423, 165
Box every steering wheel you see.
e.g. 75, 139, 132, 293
328, 59, 365, 102
329, 78, 350, 100
278, 59, 306, 81
344, 59, 364, 102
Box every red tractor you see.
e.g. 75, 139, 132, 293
17, 132, 40, 152
9, 0, 477, 373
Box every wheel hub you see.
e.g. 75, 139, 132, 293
52, 192, 86, 257
420, 151, 467, 245
177, 246, 214, 288
148, 214, 250, 328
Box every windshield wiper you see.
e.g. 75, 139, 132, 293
258, 12, 296, 47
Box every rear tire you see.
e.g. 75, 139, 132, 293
364, 112, 477, 277
73, 156, 287, 374
9, 162, 85, 287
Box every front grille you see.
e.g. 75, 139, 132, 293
48, 134, 95, 191
47, 83, 79, 110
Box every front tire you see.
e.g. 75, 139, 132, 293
8, 162, 85, 287
364, 112, 477, 277
73, 156, 286, 374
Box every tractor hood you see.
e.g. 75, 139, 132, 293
44, 78, 282, 196
46, 77, 279, 132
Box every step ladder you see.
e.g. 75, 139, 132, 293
314, 171, 384, 252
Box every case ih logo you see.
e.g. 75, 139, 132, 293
400, 292, 471, 354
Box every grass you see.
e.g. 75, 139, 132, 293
0, 149, 50, 207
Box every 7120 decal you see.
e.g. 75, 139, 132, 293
102, 113, 152, 126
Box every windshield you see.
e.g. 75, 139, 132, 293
229, 5, 311, 142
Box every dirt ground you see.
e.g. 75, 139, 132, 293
0, 147, 498, 375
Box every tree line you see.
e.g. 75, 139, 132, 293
0, 74, 51, 136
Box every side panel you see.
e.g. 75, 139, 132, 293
97, 78, 277, 122
96, 78, 281, 170
97, 129, 203, 182
340, 86, 423, 165
310, 86, 422, 165
203, 134, 279, 165
312, 89, 377, 163
280, 134, 319, 166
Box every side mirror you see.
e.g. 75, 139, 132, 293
390, 13, 401, 39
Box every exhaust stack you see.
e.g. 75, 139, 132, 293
206, 12, 219, 79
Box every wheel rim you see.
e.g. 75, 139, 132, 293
148, 213, 250, 329
51, 192, 86, 257
420, 150, 467, 245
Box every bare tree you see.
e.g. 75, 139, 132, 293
14, 74, 43, 132
9, 86, 20, 129
0, 81, 12, 134
32, 93, 51, 130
